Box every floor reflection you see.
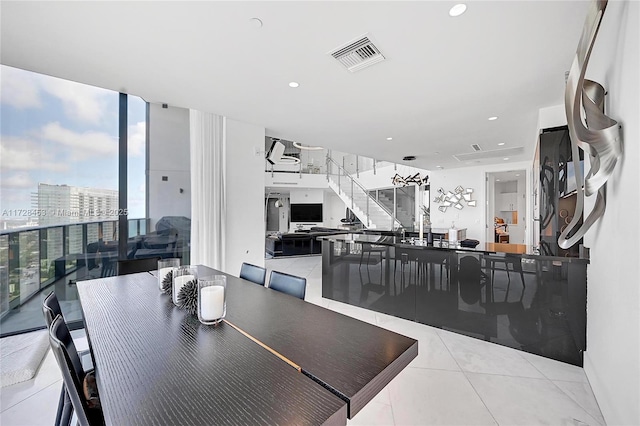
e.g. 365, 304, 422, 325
323, 242, 585, 366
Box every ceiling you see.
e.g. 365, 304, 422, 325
490, 170, 526, 183
0, 1, 589, 171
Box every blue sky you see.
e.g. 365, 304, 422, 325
0, 65, 146, 218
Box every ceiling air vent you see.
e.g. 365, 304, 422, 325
329, 34, 385, 72
471, 144, 482, 152
453, 147, 525, 162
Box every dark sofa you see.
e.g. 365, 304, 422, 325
266, 227, 350, 257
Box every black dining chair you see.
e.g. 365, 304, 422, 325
268, 271, 306, 300
43, 292, 94, 426
239, 262, 267, 286
117, 257, 161, 276
48, 315, 105, 426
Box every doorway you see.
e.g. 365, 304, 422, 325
486, 170, 527, 245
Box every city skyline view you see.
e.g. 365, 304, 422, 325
0, 65, 146, 227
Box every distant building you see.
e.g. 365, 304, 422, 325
33, 184, 119, 227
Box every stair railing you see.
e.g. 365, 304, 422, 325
326, 156, 400, 229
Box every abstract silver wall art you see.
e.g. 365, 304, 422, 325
559, 0, 622, 250
433, 187, 476, 212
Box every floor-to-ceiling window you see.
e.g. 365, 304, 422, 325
0, 65, 147, 336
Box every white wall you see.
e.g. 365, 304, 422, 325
324, 191, 348, 228
224, 118, 266, 274
289, 188, 324, 204
430, 161, 531, 245
579, 2, 640, 424
265, 172, 328, 189
537, 104, 567, 129
148, 104, 191, 230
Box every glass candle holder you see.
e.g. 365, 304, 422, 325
198, 275, 226, 325
157, 258, 180, 292
172, 266, 197, 306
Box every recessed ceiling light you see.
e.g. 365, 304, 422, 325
496, 179, 501, 182
386, 137, 393, 141
498, 142, 505, 146
288, 82, 299, 88
515, 174, 520, 177
449, 4, 467, 17
488, 116, 498, 121
436, 165, 443, 169
503, 157, 510, 161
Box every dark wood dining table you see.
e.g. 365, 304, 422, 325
78, 266, 417, 425
194, 265, 418, 418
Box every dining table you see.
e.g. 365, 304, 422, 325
77, 265, 418, 425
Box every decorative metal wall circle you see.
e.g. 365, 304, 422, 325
559, 0, 622, 250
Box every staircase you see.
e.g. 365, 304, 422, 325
374, 192, 414, 229
326, 158, 401, 230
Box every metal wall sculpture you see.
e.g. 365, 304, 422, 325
559, 0, 622, 249
391, 173, 428, 187
433, 186, 476, 212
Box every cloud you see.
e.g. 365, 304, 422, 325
128, 121, 146, 157
40, 122, 118, 160
1, 172, 34, 189
1, 65, 112, 124
39, 76, 111, 124
0, 65, 43, 109
0, 188, 33, 210
0, 136, 69, 172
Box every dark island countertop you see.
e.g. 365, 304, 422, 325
317, 233, 589, 263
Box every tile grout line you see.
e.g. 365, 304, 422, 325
547, 378, 605, 425
1, 378, 62, 414
442, 338, 601, 426
0, 349, 61, 412
270, 258, 604, 426
388, 388, 398, 426
436, 330, 500, 426
279, 256, 602, 425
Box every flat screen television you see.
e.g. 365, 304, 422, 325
290, 203, 323, 222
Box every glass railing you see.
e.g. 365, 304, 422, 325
326, 157, 401, 230
370, 186, 416, 231
265, 145, 386, 178
0, 218, 174, 337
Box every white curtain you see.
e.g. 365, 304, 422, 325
189, 110, 225, 269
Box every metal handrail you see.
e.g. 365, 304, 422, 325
326, 157, 398, 221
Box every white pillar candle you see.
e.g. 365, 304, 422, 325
173, 274, 194, 304
200, 286, 225, 321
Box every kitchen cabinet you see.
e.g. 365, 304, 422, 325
497, 192, 517, 211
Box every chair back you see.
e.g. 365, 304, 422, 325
268, 271, 306, 300
48, 315, 102, 426
239, 262, 267, 286
43, 291, 64, 327
117, 257, 161, 276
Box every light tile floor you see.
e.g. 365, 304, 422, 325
0, 256, 605, 425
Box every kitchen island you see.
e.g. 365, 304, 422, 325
318, 233, 588, 366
